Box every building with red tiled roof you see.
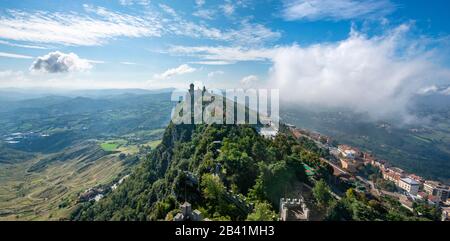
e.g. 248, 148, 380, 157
338, 145, 361, 160
407, 174, 424, 184
382, 169, 404, 185
417, 191, 428, 200
428, 195, 442, 205
371, 159, 390, 170
424, 181, 449, 202
340, 158, 362, 173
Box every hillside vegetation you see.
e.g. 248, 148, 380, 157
71, 123, 331, 220
72, 122, 440, 221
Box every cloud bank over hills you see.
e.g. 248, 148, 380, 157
267, 25, 450, 122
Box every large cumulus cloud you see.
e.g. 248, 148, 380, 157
268, 25, 450, 121
30, 51, 92, 73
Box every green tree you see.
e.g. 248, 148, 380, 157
246, 201, 277, 221
350, 201, 379, 221
312, 180, 333, 208
285, 156, 307, 182
326, 200, 352, 221
413, 202, 441, 221
260, 161, 295, 205
201, 173, 225, 201
247, 175, 266, 202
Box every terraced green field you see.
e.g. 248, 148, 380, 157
0, 153, 124, 220
100, 140, 127, 152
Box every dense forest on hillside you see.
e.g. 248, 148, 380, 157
71, 122, 438, 221
71, 123, 333, 220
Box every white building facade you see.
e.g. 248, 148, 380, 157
398, 178, 420, 196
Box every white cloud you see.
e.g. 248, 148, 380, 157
191, 61, 234, 65
240, 75, 258, 87
159, 4, 178, 17
268, 25, 450, 121
118, 0, 150, 6
207, 70, 224, 78
0, 68, 162, 90
0, 70, 152, 89
282, 0, 395, 21
0, 7, 162, 46
0, 40, 48, 49
0, 70, 25, 81
154, 64, 196, 79
0, 5, 278, 47
222, 21, 281, 46
441, 87, 450, 96
30, 51, 92, 73
193, 9, 216, 20
195, 0, 206, 7
0, 70, 35, 89
120, 61, 138, 65
417, 85, 439, 95
170, 24, 450, 120
418, 85, 450, 96
86, 59, 106, 64
165, 19, 280, 46
0, 51, 33, 59
169, 45, 275, 64
221, 3, 235, 16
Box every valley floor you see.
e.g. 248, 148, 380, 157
0, 154, 125, 220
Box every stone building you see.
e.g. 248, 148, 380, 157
173, 202, 204, 221
279, 197, 310, 221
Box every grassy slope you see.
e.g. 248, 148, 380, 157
0, 153, 124, 220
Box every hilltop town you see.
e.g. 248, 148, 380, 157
287, 125, 450, 221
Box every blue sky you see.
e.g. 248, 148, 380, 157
0, 0, 450, 101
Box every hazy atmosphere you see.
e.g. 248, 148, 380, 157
1, 0, 450, 226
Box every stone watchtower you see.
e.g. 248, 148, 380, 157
189, 83, 195, 94
189, 83, 195, 124
279, 197, 310, 221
